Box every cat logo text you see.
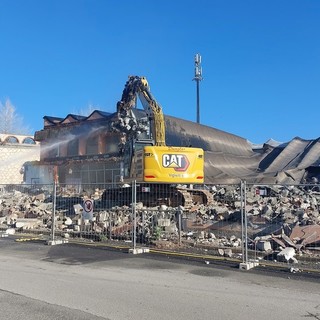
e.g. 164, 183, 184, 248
162, 154, 190, 172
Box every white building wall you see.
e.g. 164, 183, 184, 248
0, 134, 40, 184
24, 163, 53, 185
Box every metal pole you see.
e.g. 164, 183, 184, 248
142, 210, 145, 244
193, 53, 203, 124
178, 209, 182, 246
109, 213, 112, 240
51, 181, 56, 242
196, 80, 200, 124
132, 180, 137, 250
244, 181, 248, 263
240, 181, 244, 263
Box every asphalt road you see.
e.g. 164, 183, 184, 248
0, 236, 320, 320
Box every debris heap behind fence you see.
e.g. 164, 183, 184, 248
0, 182, 320, 271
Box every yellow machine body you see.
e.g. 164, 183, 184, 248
143, 146, 204, 183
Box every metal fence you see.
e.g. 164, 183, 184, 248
243, 182, 320, 270
0, 181, 319, 272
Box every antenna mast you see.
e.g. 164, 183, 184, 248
193, 53, 203, 124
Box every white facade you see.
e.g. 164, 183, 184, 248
0, 134, 40, 184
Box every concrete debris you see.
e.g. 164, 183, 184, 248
0, 184, 320, 265
224, 248, 233, 258
289, 267, 300, 273
15, 219, 41, 230
5, 228, 15, 235
256, 240, 272, 252
277, 247, 298, 263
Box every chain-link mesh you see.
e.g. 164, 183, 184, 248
244, 183, 320, 270
1, 181, 319, 271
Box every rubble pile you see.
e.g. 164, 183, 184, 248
0, 189, 53, 229
188, 185, 320, 261
0, 184, 320, 265
191, 185, 320, 226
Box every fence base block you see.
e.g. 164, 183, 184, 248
128, 248, 150, 254
46, 239, 69, 246
239, 261, 259, 271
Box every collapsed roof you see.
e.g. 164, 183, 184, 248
164, 114, 320, 184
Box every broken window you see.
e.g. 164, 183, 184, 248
67, 139, 79, 156
86, 136, 99, 155
105, 134, 120, 154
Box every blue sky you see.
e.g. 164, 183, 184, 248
0, 0, 319, 144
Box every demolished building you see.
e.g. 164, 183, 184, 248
0, 108, 318, 266
32, 108, 320, 185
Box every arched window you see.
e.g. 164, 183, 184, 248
5, 136, 19, 144
22, 137, 36, 144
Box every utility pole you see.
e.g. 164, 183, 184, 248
193, 53, 203, 124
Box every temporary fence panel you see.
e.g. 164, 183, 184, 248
1, 181, 320, 272
171, 183, 244, 259
244, 183, 320, 271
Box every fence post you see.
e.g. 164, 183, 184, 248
51, 181, 57, 242
109, 212, 112, 240
141, 210, 145, 244
178, 208, 182, 246
240, 180, 246, 264
244, 181, 248, 263
132, 180, 137, 250
240, 180, 249, 265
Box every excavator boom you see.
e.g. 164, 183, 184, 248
117, 76, 166, 146
113, 75, 204, 184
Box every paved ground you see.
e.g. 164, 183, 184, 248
0, 236, 320, 320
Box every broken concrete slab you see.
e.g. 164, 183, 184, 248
256, 240, 272, 252
5, 228, 15, 235
277, 247, 298, 263
290, 225, 320, 248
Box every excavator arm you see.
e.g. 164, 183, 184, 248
113, 75, 204, 184
116, 76, 166, 146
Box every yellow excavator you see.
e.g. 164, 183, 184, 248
113, 75, 204, 184
106, 75, 211, 208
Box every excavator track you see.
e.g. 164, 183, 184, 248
176, 188, 194, 209
176, 187, 214, 209
102, 185, 213, 210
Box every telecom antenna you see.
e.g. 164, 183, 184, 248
193, 53, 203, 124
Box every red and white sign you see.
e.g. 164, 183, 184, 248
83, 199, 94, 220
